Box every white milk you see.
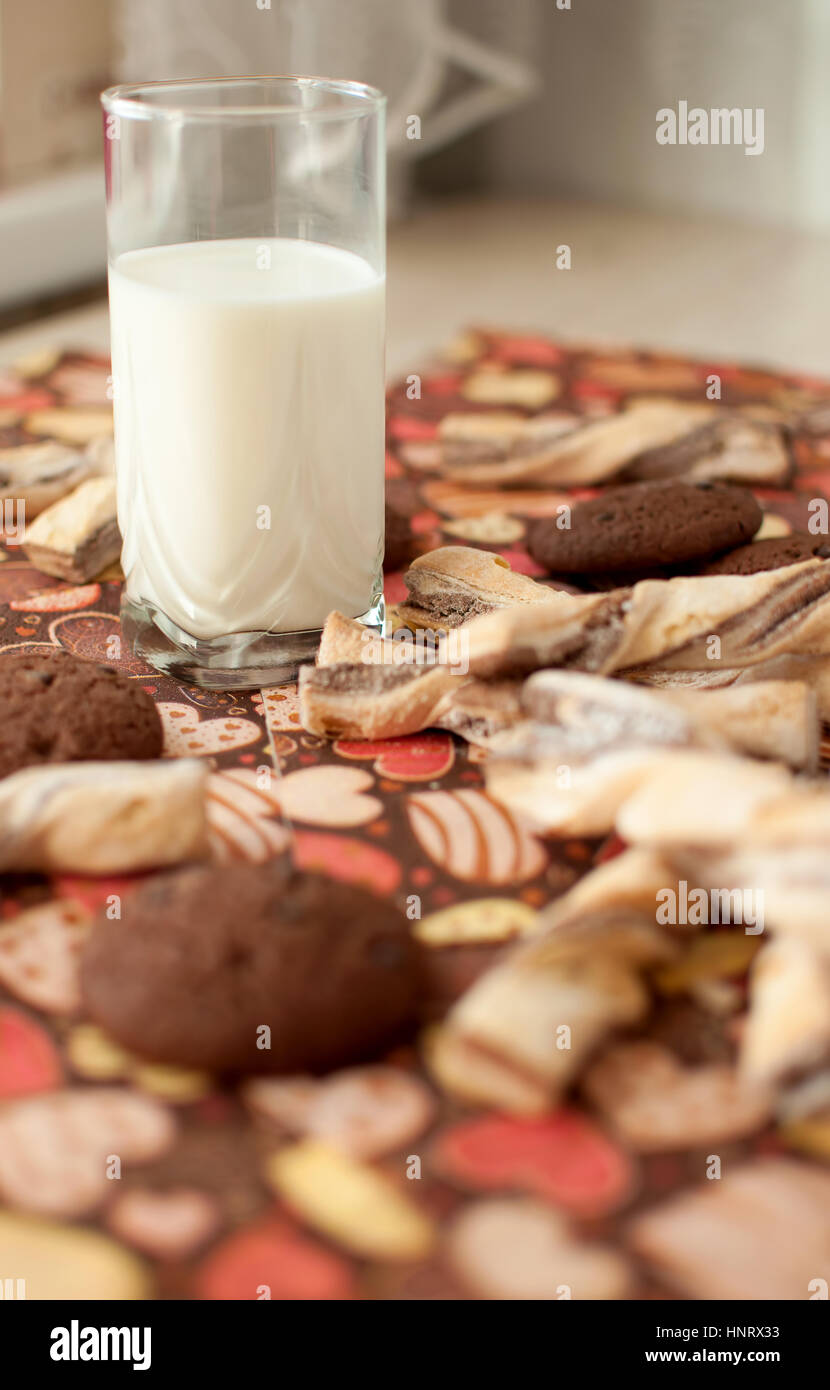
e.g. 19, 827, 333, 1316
108, 238, 385, 639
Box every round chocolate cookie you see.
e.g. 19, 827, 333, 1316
700, 532, 830, 576
526, 479, 762, 576
80, 862, 422, 1074
0, 647, 162, 779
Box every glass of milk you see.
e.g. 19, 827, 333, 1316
100, 77, 386, 688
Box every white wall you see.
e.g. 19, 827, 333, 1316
481, 0, 830, 231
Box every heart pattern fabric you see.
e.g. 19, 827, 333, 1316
0, 337, 825, 1302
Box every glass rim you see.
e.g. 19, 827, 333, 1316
100, 74, 386, 123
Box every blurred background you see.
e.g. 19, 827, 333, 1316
1, 0, 829, 374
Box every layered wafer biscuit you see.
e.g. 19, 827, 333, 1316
299, 662, 457, 740
398, 546, 558, 630
434, 401, 714, 487
0, 759, 209, 873
622, 414, 791, 486
453, 560, 830, 679
0, 441, 91, 519
23, 476, 119, 581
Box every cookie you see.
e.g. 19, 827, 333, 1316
622, 415, 791, 487
80, 861, 422, 1073
436, 678, 524, 743
0, 758, 208, 873
526, 480, 762, 575
700, 531, 830, 575
384, 478, 420, 572
401, 545, 557, 628
299, 662, 455, 740
581, 1041, 771, 1151
385, 508, 414, 572
434, 401, 711, 488
22, 476, 119, 582
429, 911, 672, 1114
0, 647, 162, 778
484, 676, 816, 840
456, 560, 830, 682
741, 937, 830, 1087
0, 440, 91, 518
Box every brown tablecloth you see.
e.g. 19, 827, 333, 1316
0, 332, 827, 1300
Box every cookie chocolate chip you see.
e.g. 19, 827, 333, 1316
0, 648, 162, 779
526, 479, 762, 576
80, 862, 422, 1074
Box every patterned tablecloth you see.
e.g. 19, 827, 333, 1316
0, 332, 828, 1300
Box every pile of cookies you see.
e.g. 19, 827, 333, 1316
302, 350, 830, 1298
0, 645, 423, 1079
2, 337, 830, 1300
300, 537, 830, 1169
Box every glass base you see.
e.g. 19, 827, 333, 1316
121, 593, 385, 690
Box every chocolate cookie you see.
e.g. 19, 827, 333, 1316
526, 480, 762, 576
700, 532, 830, 576
0, 648, 162, 779
80, 862, 422, 1074
385, 478, 420, 572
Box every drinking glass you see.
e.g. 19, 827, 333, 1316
101, 76, 386, 688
